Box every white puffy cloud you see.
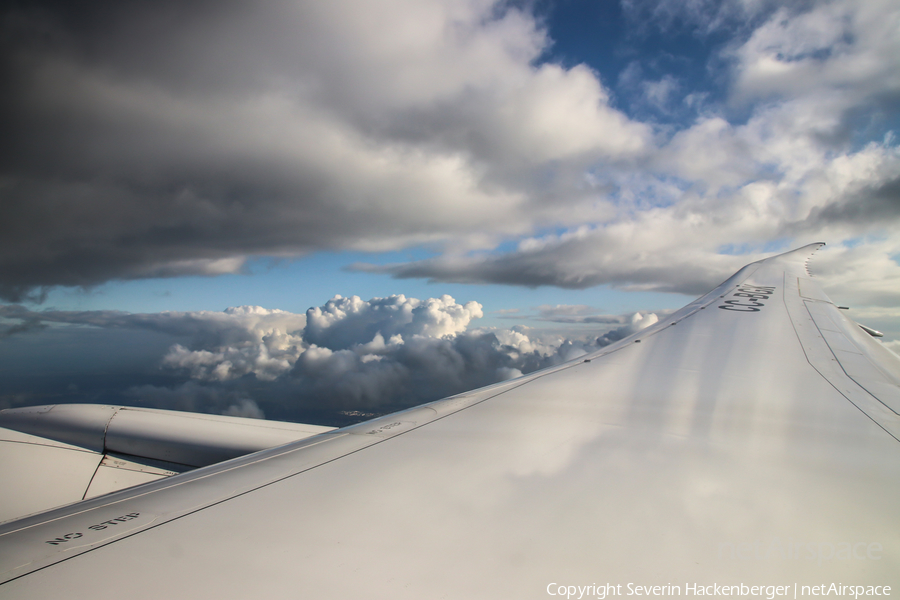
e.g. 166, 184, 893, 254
304, 294, 483, 350
153, 306, 307, 382
141, 293, 564, 410
153, 296, 659, 411
1, 297, 660, 415
286, 295, 566, 408
597, 312, 660, 346
222, 399, 266, 420
161, 341, 299, 383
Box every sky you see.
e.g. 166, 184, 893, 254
1, 0, 898, 425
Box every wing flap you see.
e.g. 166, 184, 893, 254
797, 276, 900, 415
0, 405, 337, 526
0, 405, 336, 468
0, 429, 103, 524
785, 274, 900, 437
84, 454, 183, 500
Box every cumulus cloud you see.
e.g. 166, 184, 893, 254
284, 316, 608, 411
1, 295, 659, 418
0, 303, 309, 384
154, 294, 486, 385
161, 341, 298, 383
304, 294, 482, 350
596, 312, 660, 346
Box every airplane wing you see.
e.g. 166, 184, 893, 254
0, 405, 335, 523
0, 243, 898, 598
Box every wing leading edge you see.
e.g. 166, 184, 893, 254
0, 243, 898, 598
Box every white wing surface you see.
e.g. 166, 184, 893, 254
0, 405, 335, 523
0, 244, 897, 598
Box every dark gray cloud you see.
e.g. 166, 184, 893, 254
803, 177, 900, 227
0, 304, 305, 349
124, 382, 265, 419
0, 0, 649, 302
0, 316, 46, 339
351, 232, 743, 296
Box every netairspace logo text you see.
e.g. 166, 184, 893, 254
546, 583, 892, 600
